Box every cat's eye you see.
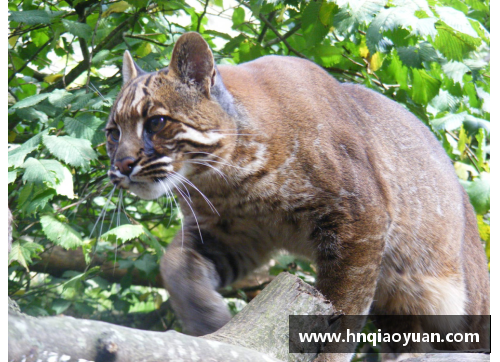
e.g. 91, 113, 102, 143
145, 116, 166, 135
107, 129, 120, 143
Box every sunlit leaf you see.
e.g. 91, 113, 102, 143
40, 215, 83, 249
101, 225, 145, 243
43, 135, 97, 169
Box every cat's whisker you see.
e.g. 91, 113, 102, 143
167, 177, 204, 244
195, 159, 249, 171
183, 161, 230, 185
158, 179, 184, 248
89, 185, 117, 239
170, 172, 219, 215
107, 191, 119, 232
113, 189, 124, 272
85, 185, 116, 274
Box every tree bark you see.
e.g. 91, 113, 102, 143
8, 273, 331, 362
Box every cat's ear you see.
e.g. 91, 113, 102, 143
168, 32, 216, 97
122, 50, 144, 84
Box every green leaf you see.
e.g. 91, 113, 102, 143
397, 43, 439, 69
61, 19, 92, 40
430, 112, 466, 131
461, 173, 490, 215
463, 115, 490, 136
314, 43, 343, 66
15, 107, 48, 123
91, 50, 110, 64
457, 125, 470, 158
51, 299, 72, 314
140, 229, 164, 260
22, 158, 66, 186
434, 25, 481, 61
428, 90, 460, 114
9, 10, 65, 25
101, 225, 145, 243
8, 130, 48, 168
475, 128, 486, 166
40, 215, 83, 249
43, 135, 97, 168
302, 0, 329, 47
442, 61, 470, 83
134, 254, 158, 276
319, 2, 337, 27
54, 166, 75, 199
71, 92, 94, 110
367, 7, 416, 53
345, 0, 385, 24
8, 241, 43, 270
64, 114, 104, 141
48, 89, 75, 108
9, 93, 49, 111
435, 6, 479, 38
388, 51, 408, 90
24, 188, 56, 215
411, 69, 441, 105
232, 7, 245, 29
8, 171, 18, 184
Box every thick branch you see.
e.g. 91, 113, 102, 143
29, 245, 273, 296
9, 273, 329, 362
31, 246, 162, 287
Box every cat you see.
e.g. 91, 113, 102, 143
106, 32, 489, 360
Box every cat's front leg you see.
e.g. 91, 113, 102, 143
160, 228, 233, 336
313, 234, 385, 362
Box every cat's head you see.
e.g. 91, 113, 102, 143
106, 32, 236, 200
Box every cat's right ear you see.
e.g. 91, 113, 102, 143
122, 50, 144, 84
168, 32, 215, 97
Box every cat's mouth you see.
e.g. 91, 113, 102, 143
108, 169, 175, 200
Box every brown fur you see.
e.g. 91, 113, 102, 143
106, 32, 489, 361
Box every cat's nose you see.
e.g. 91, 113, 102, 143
115, 157, 136, 176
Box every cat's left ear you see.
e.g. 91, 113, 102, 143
122, 50, 145, 84
168, 32, 216, 97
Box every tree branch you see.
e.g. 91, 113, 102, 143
86, 0, 105, 89
8, 37, 54, 83
124, 34, 171, 48
262, 21, 301, 48
257, 12, 307, 58
44, 12, 141, 92
9, 273, 333, 362
257, 10, 277, 43
196, 0, 209, 33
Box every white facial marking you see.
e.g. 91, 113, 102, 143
174, 127, 225, 145
136, 122, 143, 139
131, 86, 145, 111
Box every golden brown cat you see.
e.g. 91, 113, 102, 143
106, 32, 489, 360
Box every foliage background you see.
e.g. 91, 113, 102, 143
8, 0, 490, 353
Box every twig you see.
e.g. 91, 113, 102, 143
124, 34, 170, 48
86, 0, 104, 90
262, 22, 301, 48
257, 10, 276, 43
197, 0, 209, 33
8, 36, 54, 83
257, 12, 307, 58
445, 129, 482, 173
